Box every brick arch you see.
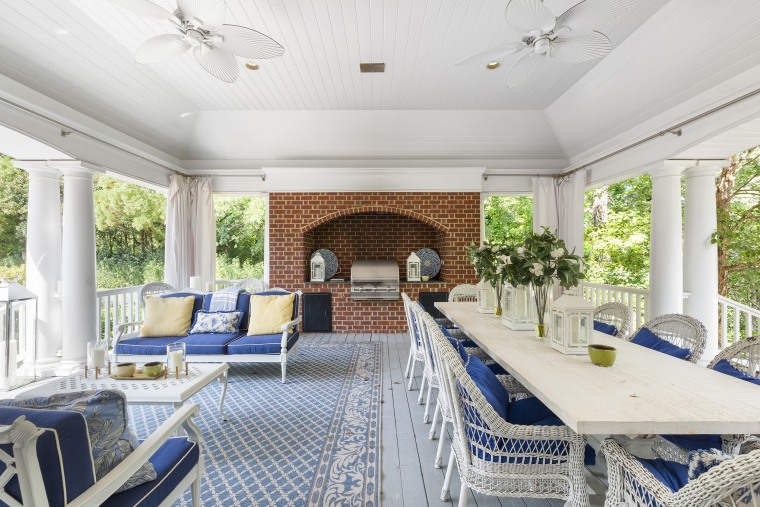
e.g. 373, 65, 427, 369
300, 206, 449, 234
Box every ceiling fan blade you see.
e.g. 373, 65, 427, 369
177, 0, 226, 32
550, 31, 611, 62
454, 42, 527, 66
194, 45, 238, 82
109, 0, 179, 26
505, 0, 556, 35
134, 34, 192, 63
505, 49, 543, 88
214, 25, 285, 60
556, 0, 637, 37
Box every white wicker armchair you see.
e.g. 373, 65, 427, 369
603, 437, 760, 507
435, 326, 590, 507
402, 292, 426, 391
449, 284, 478, 302
630, 314, 707, 364
594, 302, 633, 339
411, 301, 439, 423
232, 278, 269, 293
139, 282, 175, 305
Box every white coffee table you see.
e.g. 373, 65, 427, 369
20, 363, 229, 421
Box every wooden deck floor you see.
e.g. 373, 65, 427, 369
301, 332, 609, 507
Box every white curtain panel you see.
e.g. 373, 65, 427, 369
532, 176, 559, 234
164, 175, 216, 289
557, 170, 586, 257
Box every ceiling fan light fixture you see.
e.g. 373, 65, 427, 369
486, 61, 501, 69
245, 62, 260, 70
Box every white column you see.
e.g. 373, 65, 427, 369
683, 161, 723, 365
649, 163, 684, 319
15, 162, 62, 373
59, 163, 101, 373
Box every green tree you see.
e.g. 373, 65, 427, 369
215, 196, 266, 279
0, 156, 28, 263
484, 195, 533, 244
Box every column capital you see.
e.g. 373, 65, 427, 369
683, 160, 730, 178
650, 161, 685, 178
55, 161, 104, 178
13, 161, 62, 179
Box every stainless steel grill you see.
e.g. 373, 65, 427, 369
350, 260, 400, 300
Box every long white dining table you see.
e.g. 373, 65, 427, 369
435, 302, 760, 436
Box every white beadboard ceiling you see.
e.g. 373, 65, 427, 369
1, 0, 760, 177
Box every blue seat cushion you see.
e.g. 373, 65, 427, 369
593, 320, 619, 336
466, 355, 510, 420
712, 359, 760, 385
631, 327, 691, 360
227, 331, 300, 355
0, 407, 95, 507
203, 292, 251, 331
637, 457, 689, 493
660, 434, 723, 454
115, 332, 243, 355
507, 397, 555, 426
102, 437, 199, 507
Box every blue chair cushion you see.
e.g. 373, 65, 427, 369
203, 292, 252, 331
631, 327, 691, 360
227, 331, 300, 355
507, 397, 554, 426
637, 457, 689, 493
115, 333, 244, 355
161, 292, 204, 315
102, 437, 199, 507
660, 434, 723, 454
593, 320, 619, 336
0, 407, 95, 507
712, 359, 760, 386
465, 355, 509, 420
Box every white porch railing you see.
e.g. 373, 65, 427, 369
582, 282, 650, 330
718, 295, 760, 348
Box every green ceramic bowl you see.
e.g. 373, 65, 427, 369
588, 344, 617, 367
142, 361, 163, 377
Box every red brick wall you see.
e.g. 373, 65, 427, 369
269, 192, 481, 332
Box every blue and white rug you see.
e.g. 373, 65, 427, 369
127, 343, 382, 506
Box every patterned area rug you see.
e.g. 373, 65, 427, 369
127, 343, 382, 506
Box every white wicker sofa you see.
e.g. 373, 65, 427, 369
113, 289, 302, 383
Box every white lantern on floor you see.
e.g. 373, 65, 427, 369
0, 282, 38, 390
549, 289, 594, 355
311, 252, 325, 282
502, 283, 533, 330
476, 280, 496, 314
406, 252, 421, 282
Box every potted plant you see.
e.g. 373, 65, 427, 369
511, 228, 585, 337
466, 241, 511, 315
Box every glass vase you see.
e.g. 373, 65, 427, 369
166, 342, 187, 378
530, 281, 553, 339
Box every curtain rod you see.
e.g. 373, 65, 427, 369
0, 96, 182, 175
563, 85, 760, 176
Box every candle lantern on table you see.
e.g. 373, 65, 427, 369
476, 280, 496, 314
86, 340, 109, 378
501, 283, 533, 330
0, 282, 38, 391
548, 289, 594, 355
167, 342, 187, 378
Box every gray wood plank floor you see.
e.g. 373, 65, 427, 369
301, 332, 608, 507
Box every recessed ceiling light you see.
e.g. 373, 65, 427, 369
179, 112, 193, 118
245, 62, 260, 71
360, 63, 385, 73
486, 61, 500, 70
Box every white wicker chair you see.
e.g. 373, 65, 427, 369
411, 301, 439, 423
594, 302, 633, 339
402, 292, 426, 391
139, 282, 175, 306
603, 437, 760, 507
449, 284, 478, 302
630, 314, 707, 364
435, 326, 590, 507
232, 278, 269, 293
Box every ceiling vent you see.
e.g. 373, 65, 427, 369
360, 63, 385, 73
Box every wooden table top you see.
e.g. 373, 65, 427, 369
436, 302, 760, 436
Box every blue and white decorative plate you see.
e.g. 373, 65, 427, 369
417, 248, 441, 278
311, 249, 339, 279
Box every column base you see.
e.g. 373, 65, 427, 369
54, 360, 85, 376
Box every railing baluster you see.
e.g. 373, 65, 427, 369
720, 301, 727, 349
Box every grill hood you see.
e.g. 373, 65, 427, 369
351, 260, 400, 300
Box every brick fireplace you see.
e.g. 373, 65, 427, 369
269, 192, 481, 332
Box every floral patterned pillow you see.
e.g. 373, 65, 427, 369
189, 310, 243, 334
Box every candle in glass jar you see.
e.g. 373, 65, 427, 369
90, 348, 106, 368
189, 276, 202, 290
205, 281, 214, 292
168, 350, 184, 369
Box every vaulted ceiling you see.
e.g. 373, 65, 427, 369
1, 0, 760, 188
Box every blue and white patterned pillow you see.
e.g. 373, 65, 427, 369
688, 448, 732, 480
189, 310, 243, 334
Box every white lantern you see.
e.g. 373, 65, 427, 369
0, 282, 38, 390
501, 283, 533, 330
548, 290, 595, 355
406, 252, 421, 282
476, 280, 496, 314
310, 252, 325, 282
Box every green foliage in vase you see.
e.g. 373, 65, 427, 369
466, 240, 511, 304
509, 227, 585, 290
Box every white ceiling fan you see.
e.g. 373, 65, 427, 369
110, 0, 285, 83
455, 0, 637, 88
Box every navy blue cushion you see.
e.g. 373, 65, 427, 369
712, 359, 760, 385
631, 327, 691, 360
0, 407, 96, 507
203, 292, 252, 331
161, 292, 204, 315
637, 458, 689, 493
115, 332, 243, 355
660, 434, 723, 453
102, 437, 199, 507
227, 331, 300, 355
465, 355, 509, 420
507, 397, 555, 426
593, 320, 618, 336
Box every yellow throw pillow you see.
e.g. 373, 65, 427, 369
248, 294, 296, 335
139, 296, 195, 337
